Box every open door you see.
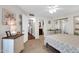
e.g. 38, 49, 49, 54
28, 19, 35, 40
39, 20, 44, 35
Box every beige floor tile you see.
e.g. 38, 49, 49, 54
22, 35, 59, 53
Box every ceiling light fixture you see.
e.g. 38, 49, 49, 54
48, 5, 59, 14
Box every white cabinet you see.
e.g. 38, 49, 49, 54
14, 36, 24, 53
3, 39, 14, 53
3, 35, 24, 53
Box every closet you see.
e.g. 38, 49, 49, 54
57, 18, 68, 34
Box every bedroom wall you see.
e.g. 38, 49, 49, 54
0, 7, 8, 35
0, 5, 26, 36
32, 12, 79, 37
40, 17, 54, 36
52, 11, 79, 35
42, 10, 79, 36
52, 17, 74, 34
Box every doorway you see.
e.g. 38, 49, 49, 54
39, 20, 44, 35
28, 19, 35, 40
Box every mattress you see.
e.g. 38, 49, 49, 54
45, 34, 79, 53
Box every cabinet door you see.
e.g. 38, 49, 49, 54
14, 36, 24, 53
3, 39, 14, 53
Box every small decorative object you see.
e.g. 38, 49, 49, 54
17, 32, 21, 35
48, 20, 51, 24
5, 31, 12, 37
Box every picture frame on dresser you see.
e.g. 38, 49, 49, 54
5, 31, 12, 37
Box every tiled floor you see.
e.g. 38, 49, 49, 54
22, 35, 59, 53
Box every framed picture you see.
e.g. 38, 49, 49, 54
2, 8, 14, 25
5, 31, 12, 37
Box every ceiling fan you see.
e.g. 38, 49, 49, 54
48, 5, 60, 14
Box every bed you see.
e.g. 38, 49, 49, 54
44, 34, 79, 53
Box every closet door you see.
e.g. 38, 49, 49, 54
60, 18, 68, 34
61, 20, 65, 33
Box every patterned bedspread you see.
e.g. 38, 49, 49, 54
44, 34, 79, 53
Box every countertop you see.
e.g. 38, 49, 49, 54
2, 34, 24, 39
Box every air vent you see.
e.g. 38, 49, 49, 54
29, 13, 34, 16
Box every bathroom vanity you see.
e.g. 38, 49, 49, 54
2, 34, 24, 53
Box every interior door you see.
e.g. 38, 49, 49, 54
22, 14, 28, 43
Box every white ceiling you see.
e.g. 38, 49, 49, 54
19, 5, 79, 18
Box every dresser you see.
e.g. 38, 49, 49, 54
2, 34, 24, 53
